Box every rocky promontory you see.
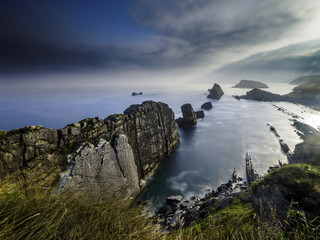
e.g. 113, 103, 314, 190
233, 80, 268, 88
236, 81, 320, 105
0, 101, 180, 197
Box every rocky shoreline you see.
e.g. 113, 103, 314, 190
154, 154, 255, 230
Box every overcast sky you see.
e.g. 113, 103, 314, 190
1, 0, 320, 85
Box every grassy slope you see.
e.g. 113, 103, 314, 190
1, 164, 320, 239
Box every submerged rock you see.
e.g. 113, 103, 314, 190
207, 83, 224, 100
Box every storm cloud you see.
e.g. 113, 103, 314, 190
1, 0, 320, 74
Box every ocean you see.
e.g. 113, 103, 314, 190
1, 83, 319, 207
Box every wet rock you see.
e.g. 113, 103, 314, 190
195, 110, 205, 119
201, 102, 213, 110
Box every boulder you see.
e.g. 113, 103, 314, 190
207, 83, 224, 100
201, 102, 213, 110
195, 111, 205, 119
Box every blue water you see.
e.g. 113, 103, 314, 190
0, 83, 302, 207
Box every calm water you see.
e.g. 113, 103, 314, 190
1, 83, 315, 207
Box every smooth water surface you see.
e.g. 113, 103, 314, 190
1, 83, 313, 207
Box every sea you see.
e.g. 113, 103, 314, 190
1, 82, 319, 208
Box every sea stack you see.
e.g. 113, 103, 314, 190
207, 83, 224, 100
176, 103, 197, 127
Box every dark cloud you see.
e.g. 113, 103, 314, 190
0, 0, 319, 74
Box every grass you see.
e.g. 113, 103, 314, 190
0, 190, 162, 240
1, 164, 320, 239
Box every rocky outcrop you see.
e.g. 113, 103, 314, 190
60, 135, 140, 197
0, 101, 180, 196
207, 83, 224, 100
201, 102, 213, 110
176, 104, 197, 127
237, 81, 320, 105
233, 80, 268, 88
237, 88, 283, 101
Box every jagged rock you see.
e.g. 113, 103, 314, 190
176, 104, 197, 127
207, 83, 224, 100
201, 102, 213, 110
233, 80, 268, 88
195, 110, 205, 119
60, 135, 139, 197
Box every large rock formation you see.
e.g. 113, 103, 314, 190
233, 80, 268, 88
0, 101, 180, 196
207, 83, 224, 100
176, 104, 197, 127
60, 135, 140, 197
237, 82, 320, 105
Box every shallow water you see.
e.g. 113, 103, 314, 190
0, 83, 312, 208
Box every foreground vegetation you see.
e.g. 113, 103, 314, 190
0, 164, 320, 239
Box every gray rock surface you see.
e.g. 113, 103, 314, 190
61, 135, 139, 197
207, 83, 224, 100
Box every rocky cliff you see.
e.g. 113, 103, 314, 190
0, 101, 180, 196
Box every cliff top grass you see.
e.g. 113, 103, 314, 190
252, 163, 320, 213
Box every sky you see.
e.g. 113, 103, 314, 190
1, 0, 320, 87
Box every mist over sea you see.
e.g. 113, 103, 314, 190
2, 83, 318, 207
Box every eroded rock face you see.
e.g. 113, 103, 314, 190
207, 83, 224, 100
0, 101, 180, 196
61, 135, 140, 197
